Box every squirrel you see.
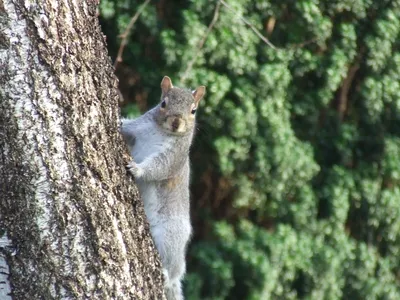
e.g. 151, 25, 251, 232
121, 76, 205, 300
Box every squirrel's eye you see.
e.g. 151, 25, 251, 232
161, 100, 166, 108
191, 107, 197, 114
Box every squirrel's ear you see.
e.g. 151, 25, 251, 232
192, 86, 206, 104
161, 76, 173, 95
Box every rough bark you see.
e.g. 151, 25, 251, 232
0, 0, 164, 298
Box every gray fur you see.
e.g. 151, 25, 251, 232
121, 77, 205, 300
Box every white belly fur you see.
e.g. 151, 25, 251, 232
136, 180, 160, 225
131, 122, 166, 164
132, 119, 168, 226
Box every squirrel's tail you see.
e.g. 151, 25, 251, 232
165, 280, 183, 300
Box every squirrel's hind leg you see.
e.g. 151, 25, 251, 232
162, 263, 184, 300
165, 279, 183, 300
151, 221, 189, 299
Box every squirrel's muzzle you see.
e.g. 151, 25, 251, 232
163, 115, 186, 134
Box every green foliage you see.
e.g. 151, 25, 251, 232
100, 0, 400, 298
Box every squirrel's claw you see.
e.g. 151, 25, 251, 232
127, 160, 143, 178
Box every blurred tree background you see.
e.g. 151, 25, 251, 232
100, 0, 400, 298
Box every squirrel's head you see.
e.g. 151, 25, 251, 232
154, 76, 205, 135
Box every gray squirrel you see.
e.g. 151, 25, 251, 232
121, 76, 205, 300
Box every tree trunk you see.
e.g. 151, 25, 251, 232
0, 0, 164, 299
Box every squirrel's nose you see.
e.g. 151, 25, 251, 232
172, 118, 180, 130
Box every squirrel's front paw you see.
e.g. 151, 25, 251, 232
127, 160, 143, 178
